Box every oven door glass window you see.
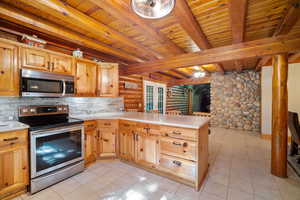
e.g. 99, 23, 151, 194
35, 130, 82, 173
22, 78, 63, 93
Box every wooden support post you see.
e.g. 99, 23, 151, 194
271, 54, 288, 178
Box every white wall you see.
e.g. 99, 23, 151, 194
261, 63, 300, 135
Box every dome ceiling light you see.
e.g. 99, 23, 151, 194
194, 71, 206, 78
131, 0, 176, 19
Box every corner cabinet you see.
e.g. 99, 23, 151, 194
0, 41, 19, 96
0, 129, 29, 200
97, 63, 119, 97
97, 120, 118, 158
75, 59, 97, 97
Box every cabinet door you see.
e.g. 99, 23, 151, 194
50, 54, 73, 75
75, 60, 97, 96
84, 130, 97, 166
119, 131, 135, 161
99, 128, 116, 157
135, 132, 159, 168
0, 42, 19, 96
0, 146, 28, 199
22, 48, 49, 71
97, 63, 119, 97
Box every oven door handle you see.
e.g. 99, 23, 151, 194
31, 125, 83, 137
62, 80, 66, 96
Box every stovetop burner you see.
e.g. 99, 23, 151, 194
18, 105, 83, 131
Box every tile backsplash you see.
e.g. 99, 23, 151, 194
0, 97, 124, 121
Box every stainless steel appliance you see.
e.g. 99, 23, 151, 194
21, 69, 75, 97
19, 105, 84, 194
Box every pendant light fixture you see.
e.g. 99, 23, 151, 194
131, 0, 175, 19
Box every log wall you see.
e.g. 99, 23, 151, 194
166, 85, 189, 114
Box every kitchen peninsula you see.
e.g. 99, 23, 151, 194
73, 112, 210, 191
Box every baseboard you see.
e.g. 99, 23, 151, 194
261, 133, 291, 143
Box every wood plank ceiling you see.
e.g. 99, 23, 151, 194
0, 0, 299, 83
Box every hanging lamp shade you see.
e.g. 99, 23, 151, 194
131, 0, 175, 19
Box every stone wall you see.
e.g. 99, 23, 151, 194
210, 70, 261, 132
0, 97, 124, 121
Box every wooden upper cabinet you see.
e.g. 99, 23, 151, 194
75, 60, 97, 96
50, 54, 73, 75
22, 48, 50, 71
0, 41, 19, 96
97, 63, 119, 97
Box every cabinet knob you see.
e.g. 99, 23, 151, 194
0, 70, 4, 74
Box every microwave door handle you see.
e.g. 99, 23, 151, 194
62, 80, 66, 96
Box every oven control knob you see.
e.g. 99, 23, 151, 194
30, 109, 36, 113
58, 108, 62, 111
63, 108, 67, 111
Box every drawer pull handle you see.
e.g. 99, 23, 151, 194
172, 131, 181, 135
104, 123, 111, 126
124, 124, 130, 127
173, 160, 182, 166
172, 142, 182, 146
4, 137, 18, 142
103, 139, 109, 142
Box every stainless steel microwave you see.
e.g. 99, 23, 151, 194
21, 69, 75, 97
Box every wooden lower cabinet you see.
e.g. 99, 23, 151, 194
98, 127, 116, 157
83, 119, 208, 191
119, 131, 135, 161
0, 129, 29, 200
135, 129, 159, 168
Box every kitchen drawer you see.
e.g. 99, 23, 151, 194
160, 126, 197, 141
160, 137, 196, 161
0, 129, 28, 149
84, 120, 97, 132
119, 120, 137, 129
97, 120, 118, 128
158, 154, 196, 181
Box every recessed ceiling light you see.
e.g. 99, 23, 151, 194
131, 0, 175, 19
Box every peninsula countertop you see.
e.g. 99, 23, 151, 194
71, 112, 210, 129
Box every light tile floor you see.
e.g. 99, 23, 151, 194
16, 128, 300, 200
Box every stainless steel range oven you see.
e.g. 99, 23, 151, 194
19, 105, 84, 194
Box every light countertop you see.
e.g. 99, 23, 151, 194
71, 112, 210, 129
0, 121, 30, 133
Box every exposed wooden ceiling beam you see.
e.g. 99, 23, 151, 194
125, 34, 300, 75
158, 71, 181, 80
228, 0, 248, 72
255, 0, 300, 71
0, 3, 145, 63
173, 0, 224, 73
17, 0, 161, 60
289, 52, 300, 62
88, 0, 189, 80
89, 0, 183, 56
169, 69, 191, 79
229, 0, 248, 43
0, 21, 130, 66
168, 77, 211, 86
273, 0, 300, 36
255, 56, 272, 71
